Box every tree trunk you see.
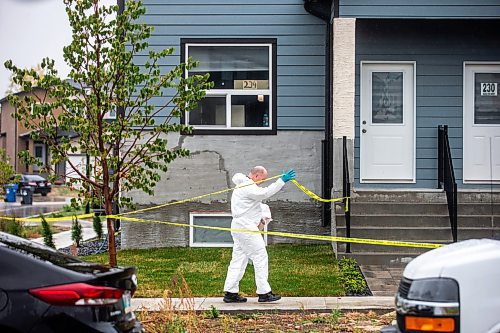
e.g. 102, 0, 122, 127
105, 199, 117, 267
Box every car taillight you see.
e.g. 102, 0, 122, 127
29, 283, 124, 306
46, 182, 51, 186
28, 182, 37, 186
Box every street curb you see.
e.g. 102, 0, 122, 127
132, 296, 395, 313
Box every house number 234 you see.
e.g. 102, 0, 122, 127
243, 80, 258, 89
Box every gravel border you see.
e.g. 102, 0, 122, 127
59, 234, 121, 256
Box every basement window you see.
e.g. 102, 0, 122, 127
189, 213, 233, 247
189, 212, 267, 247
182, 39, 277, 135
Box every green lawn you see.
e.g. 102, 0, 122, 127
84, 244, 345, 298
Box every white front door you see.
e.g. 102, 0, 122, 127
33, 143, 46, 172
463, 63, 500, 184
360, 62, 416, 183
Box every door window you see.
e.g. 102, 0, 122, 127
33, 143, 45, 171
371, 72, 404, 124
474, 73, 500, 124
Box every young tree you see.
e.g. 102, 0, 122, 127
5, 64, 46, 95
4, 0, 211, 266
41, 216, 56, 249
0, 148, 17, 193
93, 215, 103, 241
71, 216, 83, 247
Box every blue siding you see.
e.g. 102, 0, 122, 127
339, 0, 500, 18
354, 20, 500, 189
140, 0, 326, 130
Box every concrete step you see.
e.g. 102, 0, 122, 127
336, 226, 500, 241
337, 241, 448, 254
336, 214, 497, 228
339, 252, 425, 266
349, 190, 500, 204
335, 202, 448, 215
336, 202, 500, 216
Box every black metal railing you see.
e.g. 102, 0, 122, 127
438, 125, 458, 242
342, 136, 351, 252
321, 139, 332, 227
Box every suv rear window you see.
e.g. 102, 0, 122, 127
0, 232, 111, 274
23, 175, 46, 181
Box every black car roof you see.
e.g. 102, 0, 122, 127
0, 232, 112, 274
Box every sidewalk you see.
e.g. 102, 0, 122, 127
132, 296, 394, 312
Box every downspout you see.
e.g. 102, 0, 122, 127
304, 0, 333, 227
113, 0, 126, 229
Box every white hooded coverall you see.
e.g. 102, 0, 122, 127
223, 173, 285, 295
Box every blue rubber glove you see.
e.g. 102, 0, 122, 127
281, 169, 296, 183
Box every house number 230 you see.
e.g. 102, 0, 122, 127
481, 82, 497, 96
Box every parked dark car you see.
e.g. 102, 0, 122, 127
0, 232, 143, 333
19, 174, 52, 196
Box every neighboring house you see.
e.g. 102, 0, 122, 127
123, 1, 500, 258
0, 88, 56, 176
0, 88, 80, 183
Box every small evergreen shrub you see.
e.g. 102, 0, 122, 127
93, 215, 103, 240
41, 215, 55, 248
71, 215, 83, 247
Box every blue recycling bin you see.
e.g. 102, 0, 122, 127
4, 184, 18, 203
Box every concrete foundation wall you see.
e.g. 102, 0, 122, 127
122, 131, 330, 249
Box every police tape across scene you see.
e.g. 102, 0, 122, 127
0, 175, 441, 249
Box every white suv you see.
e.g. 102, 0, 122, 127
382, 239, 500, 333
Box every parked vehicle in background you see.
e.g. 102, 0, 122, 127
0, 232, 144, 333
382, 239, 500, 333
18, 174, 52, 196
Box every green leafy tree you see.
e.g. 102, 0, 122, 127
4, 0, 211, 266
71, 215, 83, 247
0, 148, 18, 194
41, 215, 56, 249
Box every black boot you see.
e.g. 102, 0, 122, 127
223, 292, 247, 303
258, 291, 281, 303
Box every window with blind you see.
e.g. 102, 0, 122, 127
182, 39, 277, 135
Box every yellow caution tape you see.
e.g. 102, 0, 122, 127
108, 215, 443, 249
118, 174, 284, 217
0, 175, 348, 223
120, 175, 348, 217
290, 180, 349, 211
0, 172, 441, 249
0, 213, 95, 223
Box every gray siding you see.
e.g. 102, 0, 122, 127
340, 0, 500, 19
139, 0, 326, 130
354, 19, 500, 188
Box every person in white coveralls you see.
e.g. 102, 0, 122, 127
223, 166, 296, 303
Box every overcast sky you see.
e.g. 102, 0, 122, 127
0, 0, 115, 96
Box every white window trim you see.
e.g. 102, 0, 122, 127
189, 212, 268, 247
184, 43, 273, 130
